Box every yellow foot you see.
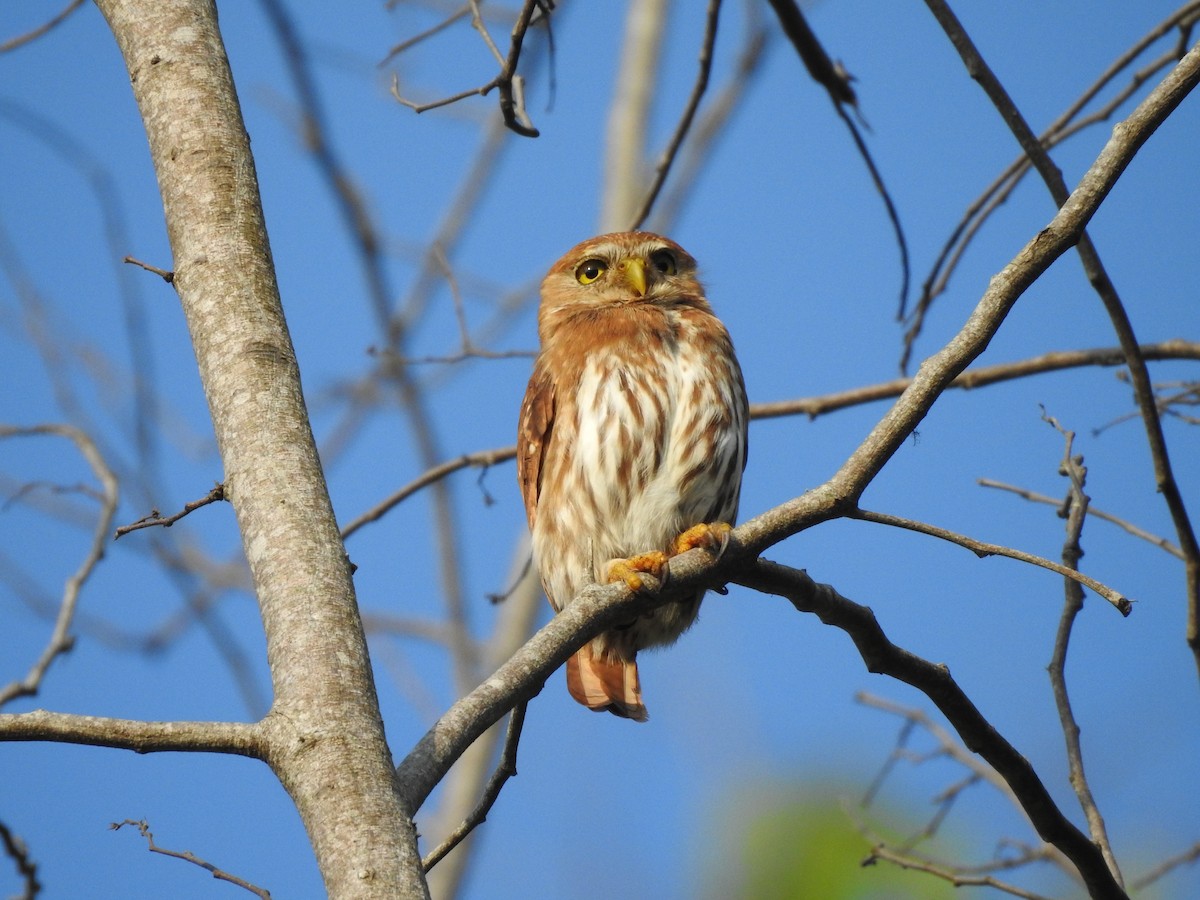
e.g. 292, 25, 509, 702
607, 550, 669, 592
673, 521, 733, 558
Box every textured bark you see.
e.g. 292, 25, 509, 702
92, 1, 428, 896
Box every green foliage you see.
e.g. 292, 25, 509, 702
700, 782, 957, 900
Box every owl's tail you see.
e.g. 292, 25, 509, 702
566, 650, 649, 722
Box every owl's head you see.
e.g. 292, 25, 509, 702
540, 231, 703, 315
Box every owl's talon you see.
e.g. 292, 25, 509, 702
607, 551, 669, 593
673, 521, 734, 559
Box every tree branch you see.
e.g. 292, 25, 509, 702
0, 0, 85, 54
909, 2, 1200, 362
0, 709, 262, 755
345, 340, 1200, 536
112, 818, 271, 898
850, 507, 1132, 616
421, 702, 527, 872
1042, 417, 1123, 884
736, 39, 1200, 556
93, 1, 427, 895
920, 0, 1200, 678
0, 425, 118, 707
734, 559, 1128, 899
0, 819, 39, 900
978, 478, 1185, 559
628, 0, 722, 231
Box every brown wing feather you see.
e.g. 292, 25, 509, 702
517, 362, 556, 532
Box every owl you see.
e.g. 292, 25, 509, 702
517, 231, 748, 721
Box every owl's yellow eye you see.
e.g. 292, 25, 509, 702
649, 249, 677, 276
575, 259, 607, 284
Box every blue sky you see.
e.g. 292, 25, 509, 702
2, 2, 1199, 898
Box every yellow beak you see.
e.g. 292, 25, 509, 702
619, 258, 647, 296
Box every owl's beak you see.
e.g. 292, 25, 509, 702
618, 258, 648, 296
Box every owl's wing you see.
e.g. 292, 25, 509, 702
517, 362, 556, 531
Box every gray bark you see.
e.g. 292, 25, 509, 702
92, 1, 428, 895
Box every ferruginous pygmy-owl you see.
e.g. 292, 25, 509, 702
518, 231, 748, 722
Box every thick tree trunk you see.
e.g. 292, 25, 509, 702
93, 1, 428, 896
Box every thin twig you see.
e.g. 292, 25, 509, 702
0, 425, 118, 707
912, 3, 1200, 344
979, 479, 1184, 559
628, 0, 722, 230
921, 0, 1200, 677
0, 0, 85, 54
764, 0, 856, 105
857, 691, 1077, 881
864, 843, 1056, 900
849, 507, 1132, 615
342, 341, 1200, 534
764, 0, 909, 317
1041, 413, 1123, 885
833, 101, 911, 323
0, 819, 40, 900
114, 483, 225, 539
649, 9, 770, 231
422, 702, 528, 871
111, 819, 271, 898
341, 447, 515, 540
123, 255, 175, 283
1129, 840, 1200, 892
379, 5, 470, 66
390, 0, 546, 136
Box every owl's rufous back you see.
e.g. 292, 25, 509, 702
518, 232, 748, 721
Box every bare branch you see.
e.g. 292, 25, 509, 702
764, 0, 856, 106
422, 702, 527, 872
0, 709, 262, 755
858, 691, 1077, 881
0, 0, 85, 54
0, 819, 40, 900
921, 0, 1200, 678
114, 482, 225, 539
765, 0, 909, 316
0, 425, 118, 707
849, 507, 1132, 615
833, 101, 912, 324
1042, 415, 1123, 884
912, 3, 1200, 343
649, 10, 770, 232
122, 255, 175, 283
111, 819, 271, 898
379, 5, 470, 66
1129, 840, 1200, 892
864, 842, 1056, 900
390, 0, 547, 137
736, 560, 1127, 898
978, 479, 1184, 559
628, 0, 722, 230
341, 446, 515, 540
348, 340, 1200, 532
